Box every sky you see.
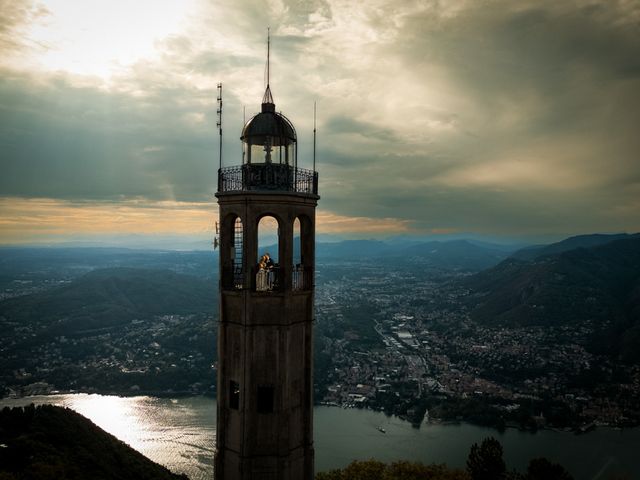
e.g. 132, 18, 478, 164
1, 0, 639, 247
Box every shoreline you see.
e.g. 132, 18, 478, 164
5, 390, 637, 435
2, 387, 216, 400
3, 390, 639, 479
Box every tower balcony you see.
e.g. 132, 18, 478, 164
218, 163, 318, 195
221, 265, 313, 293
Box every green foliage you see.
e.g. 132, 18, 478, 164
341, 302, 384, 349
385, 462, 470, 480
524, 458, 573, 480
466, 437, 506, 480
316, 459, 469, 480
316, 459, 386, 480
426, 396, 507, 431
0, 267, 216, 332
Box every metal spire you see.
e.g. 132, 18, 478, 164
262, 28, 274, 108
217, 83, 223, 169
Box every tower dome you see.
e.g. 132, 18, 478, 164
217, 30, 317, 196
241, 85, 297, 167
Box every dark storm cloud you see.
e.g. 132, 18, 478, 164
325, 115, 399, 143
0, 0, 638, 239
308, 0, 640, 234
393, 0, 640, 157
0, 69, 221, 202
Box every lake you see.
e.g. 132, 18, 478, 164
1, 394, 637, 480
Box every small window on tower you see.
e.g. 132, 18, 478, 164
229, 380, 240, 410
256, 385, 274, 413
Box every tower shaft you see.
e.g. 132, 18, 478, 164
215, 190, 317, 480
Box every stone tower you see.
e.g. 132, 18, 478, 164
214, 52, 319, 479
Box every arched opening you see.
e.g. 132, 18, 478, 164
256, 215, 280, 291
222, 215, 244, 290
292, 217, 303, 291
232, 217, 243, 288
293, 215, 314, 291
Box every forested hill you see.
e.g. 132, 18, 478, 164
0, 267, 216, 335
465, 236, 640, 363
0, 404, 187, 480
0, 268, 217, 396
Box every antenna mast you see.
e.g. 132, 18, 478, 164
267, 27, 270, 87
313, 101, 317, 172
217, 83, 223, 169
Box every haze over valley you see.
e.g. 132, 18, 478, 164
2, 233, 638, 436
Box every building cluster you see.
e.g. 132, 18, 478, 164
314, 259, 640, 429
1, 313, 216, 398
2, 258, 639, 431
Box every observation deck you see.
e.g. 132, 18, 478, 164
218, 163, 318, 195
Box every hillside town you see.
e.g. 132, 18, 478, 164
1, 255, 639, 433
1, 312, 216, 398
314, 260, 640, 430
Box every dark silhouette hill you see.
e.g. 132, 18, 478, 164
0, 267, 215, 335
511, 233, 639, 261
0, 404, 187, 480
466, 237, 640, 363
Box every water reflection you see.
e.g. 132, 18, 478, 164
64, 394, 148, 452
2, 394, 639, 479
1, 394, 216, 480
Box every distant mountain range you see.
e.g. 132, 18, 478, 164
315, 239, 519, 271
0, 247, 217, 283
465, 234, 640, 363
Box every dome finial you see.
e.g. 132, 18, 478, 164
262, 27, 275, 112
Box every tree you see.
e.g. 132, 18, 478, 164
525, 458, 573, 480
315, 460, 386, 480
315, 459, 470, 480
385, 461, 469, 480
466, 437, 506, 480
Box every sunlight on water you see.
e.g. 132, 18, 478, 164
63, 394, 147, 451
1, 394, 216, 480
2, 394, 639, 479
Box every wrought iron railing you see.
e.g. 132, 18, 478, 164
221, 265, 312, 292
218, 164, 318, 195
221, 266, 244, 290
292, 265, 313, 291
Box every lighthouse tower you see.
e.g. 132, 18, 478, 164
214, 44, 319, 480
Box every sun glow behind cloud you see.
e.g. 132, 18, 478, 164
0, 197, 413, 244
13, 0, 199, 81
0, 197, 215, 242
1, 0, 639, 244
